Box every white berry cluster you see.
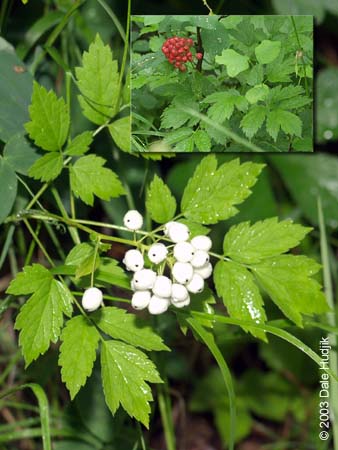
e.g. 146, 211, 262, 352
122, 211, 213, 315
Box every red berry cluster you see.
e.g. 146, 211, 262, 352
162, 37, 195, 72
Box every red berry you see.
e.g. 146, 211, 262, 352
179, 64, 187, 72
196, 52, 203, 60
187, 38, 194, 46
182, 56, 187, 62
175, 61, 181, 68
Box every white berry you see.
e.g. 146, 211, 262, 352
148, 243, 168, 264
148, 295, 170, 315
82, 287, 103, 312
191, 250, 210, 268
173, 242, 195, 263
123, 249, 144, 272
171, 296, 190, 308
166, 222, 190, 243
194, 262, 213, 279
132, 269, 156, 290
191, 235, 212, 252
164, 221, 175, 236
172, 262, 194, 284
131, 290, 151, 310
152, 275, 172, 298
123, 210, 143, 231
171, 283, 189, 301
186, 273, 204, 294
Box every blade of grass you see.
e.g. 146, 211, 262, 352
318, 195, 338, 450
186, 317, 236, 450
0, 383, 51, 450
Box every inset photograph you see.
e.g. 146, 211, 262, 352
131, 15, 313, 152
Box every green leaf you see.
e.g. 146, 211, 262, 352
25, 81, 70, 151
204, 90, 248, 123
240, 105, 266, 139
95, 258, 130, 290
266, 109, 302, 141
174, 135, 195, 152
101, 340, 162, 427
76, 34, 119, 125
215, 49, 249, 77
7, 264, 73, 366
93, 306, 169, 351
65, 242, 99, 279
245, 84, 269, 104
70, 155, 125, 206
0, 157, 18, 224
194, 130, 211, 151
59, 316, 100, 399
161, 105, 192, 129
28, 152, 63, 182
163, 128, 193, 146
108, 116, 131, 152
223, 218, 312, 264
181, 156, 264, 224
64, 131, 93, 156
3, 133, 39, 175
252, 255, 329, 326
255, 40, 281, 64
214, 261, 267, 340
146, 174, 176, 224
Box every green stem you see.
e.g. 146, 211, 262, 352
318, 196, 338, 450
23, 219, 55, 267
24, 222, 41, 265
115, 0, 131, 114
290, 16, 309, 96
201, 0, 214, 14
26, 183, 49, 210
90, 237, 100, 288
96, 0, 126, 42
0, 0, 9, 35
157, 384, 176, 450
72, 291, 130, 304
51, 186, 80, 244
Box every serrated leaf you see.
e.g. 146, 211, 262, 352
70, 155, 125, 206
245, 84, 269, 104
252, 255, 329, 326
64, 131, 93, 156
204, 90, 248, 123
163, 128, 193, 146
28, 152, 63, 182
240, 105, 266, 139
25, 81, 69, 151
95, 258, 130, 290
174, 135, 195, 152
59, 316, 100, 399
7, 264, 73, 366
266, 109, 302, 141
101, 340, 162, 427
214, 261, 267, 340
161, 105, 191, 129
146, 174, 176, 224
215, 49, 249, 77
194, 130, 211, 151
181, 156, 264, 224
65, 242, 99, 279
93, 307, 169, 351
108, 116, 131, 152
76, 34, 119, 125
223, 218, 312, 264
255, 40, 281, 64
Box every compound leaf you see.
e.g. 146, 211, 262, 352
223, 218, 312, 264
76, 34, 119, 125
266, 109, 302, 141
215, 49, 249, 77
65, 242, 99, 279
25, 81, 69, 151
28, 152, 63, 182
240, 105, 266, 139
108, 116, 131, 152
70, 155, 125, 206
93, 306, 169, 351
194, 130, 211, 151
59, 315, 100, 399
255, 40, 281, 64
101, 340, 162, 427
64, 131, 93, 156
181, 156, 264, 224
146, 174, 176, 224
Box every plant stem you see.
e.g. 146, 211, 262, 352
96, 0, 126, 42
51, 187, 80, 244
318, 196, 338, 450
201, 0, 213, 14
26, 183, 49, 210
115, 0, 131, 114
157, 383, 176, 450
23, 219, 55, 267
90, 237, 100, 288
290, 16, 309, 96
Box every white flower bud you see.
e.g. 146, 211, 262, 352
173, 242, 195, 263
82, 287, 103, 312
171, 283, 189, 301
148, 243, 168, 264
123, 249, 144, 272
152, 275, 172, 298
191, 235, 212, 252
148, 295, 170, 315
191, 250, 210, 268
171, 296, 190, 308
131, 290, 151, 310
172, 262, 193, 284
186, 273, 204, 294
132, 269, 157, 290
194, 262, 213, 279
123, 210, 143, 231
166, 222, 190, 243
